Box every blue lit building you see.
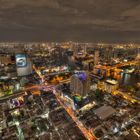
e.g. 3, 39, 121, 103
70, 71, 91, 97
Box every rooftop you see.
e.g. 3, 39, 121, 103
94, 105, 116, 120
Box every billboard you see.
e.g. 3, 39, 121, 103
15, 54, 33, 76
16, 54, 27, 67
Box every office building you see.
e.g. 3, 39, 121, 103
70, 71, 90, 97
16, 54, 33, 76
94, 51, 99, 65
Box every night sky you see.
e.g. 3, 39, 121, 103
0, 0, 140, 42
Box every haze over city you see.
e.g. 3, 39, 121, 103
0, 0, 140, 42
0, 1, 140, 140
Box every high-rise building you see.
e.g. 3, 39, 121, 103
104, 82, 118, 93
97, 81, 118, 93
136, 47, 140, 70
70, 71, 90, 97
104, 47, 113, 63
94, 51, 99, 65
16, 54, 33, 76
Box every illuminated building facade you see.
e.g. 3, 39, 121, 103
70, 72, 90, 97
94, 51, 99, 65
16, 54, 33, 76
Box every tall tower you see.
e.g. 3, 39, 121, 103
106, 47, 113, 63
83, 45, 87, 55
70, 72, 91, 97
15, 54, 33, 76
94, 51, 99, 65
137, 47, 140, 70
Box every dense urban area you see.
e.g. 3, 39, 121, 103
0, 42, 140, 140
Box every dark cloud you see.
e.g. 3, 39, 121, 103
0, 0, 140, 42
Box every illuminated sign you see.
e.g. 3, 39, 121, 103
16, 54, 27, 67
75, 72, 87, 81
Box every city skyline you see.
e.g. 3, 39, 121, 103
0, 42, 140, 140
0, 1, 140, 139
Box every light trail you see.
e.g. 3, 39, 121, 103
34, 65, 96, 140
33, 65, 44, 82
113, 90, 140, 105
39, 83, 96, 140
52, 90, 96, 140
94, 60, 138, 77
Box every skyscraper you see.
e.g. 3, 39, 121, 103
70, 72, 90, 97
136, 47, 140, 70
16, 54, 33, 76
94, 51, 99, 65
